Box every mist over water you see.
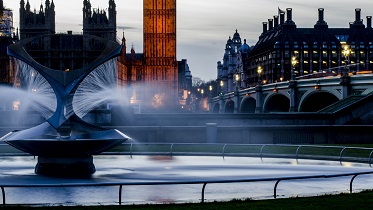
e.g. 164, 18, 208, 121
72, 58, 129, 119
0, 61, 57, 118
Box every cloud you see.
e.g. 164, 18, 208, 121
117, 25, 138, 31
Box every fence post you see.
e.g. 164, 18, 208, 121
369, 150, 373, 167
340, 147, 347, 165
119, 185, 123, 205
274, 180, 281, 199
222, 144, 227, 159
170, 144, 174, 157
1, 187, 4, 205
260, 145, 266, 160
350, 175, 359, 193
201, 183, 207, 203
296, 145, 302, 162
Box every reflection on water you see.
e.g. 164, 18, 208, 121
0, 155, 372, 206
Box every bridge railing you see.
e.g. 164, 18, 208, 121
104, 143, 373, 166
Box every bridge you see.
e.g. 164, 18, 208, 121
210, 74, 373, 113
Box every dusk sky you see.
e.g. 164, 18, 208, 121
4, 0, 373, 81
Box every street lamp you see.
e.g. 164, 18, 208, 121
219, 80, 224, 95
291, 56, 297, 80
257, 66, 262, 84
342, 45, 351, 76
234, 73, 240, 91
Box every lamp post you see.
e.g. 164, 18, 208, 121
291, 56, 297, 80
289, 56, 298, 112
219, 80, 224, 95
342, 45, 351, 76
257, 66, 262, 85
255, 66, 263, 113
340, 44, 351, 98
234, 73, 240, 92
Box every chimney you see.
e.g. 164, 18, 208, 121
274, 15, 279, 28
367, 16, 372, 28
280, 12, 285, 25
262, 22, 268, 33
318, 8, 324, 22
355, 8, 361, 22
286, 8, 292, 22
268, 19, 273, 31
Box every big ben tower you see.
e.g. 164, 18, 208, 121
143, 0, 178, 110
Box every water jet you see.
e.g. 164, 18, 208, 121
0, 35, 130, 176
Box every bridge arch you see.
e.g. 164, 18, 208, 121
264, 93, 290, 112
224, 100, 234, 113
240, 97, 256, 113
299, 91, 339, 112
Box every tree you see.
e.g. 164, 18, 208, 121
192, 77, 205, 87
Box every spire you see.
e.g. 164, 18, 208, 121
45, 0, 50, 10
26, 0, 30, 11
121, 31, 126, 44
40, 3, 44, 13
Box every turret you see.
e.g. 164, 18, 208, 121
45, 0, 50, 10
314, 8, 328, 29
285, 8, 295, 25
367, 16, 372, 28
26, 0, 30, 12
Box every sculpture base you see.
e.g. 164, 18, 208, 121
35, 156, 96, 177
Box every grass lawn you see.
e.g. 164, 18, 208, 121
2, 190, 373, 209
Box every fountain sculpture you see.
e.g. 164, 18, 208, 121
0, 35, 130, 176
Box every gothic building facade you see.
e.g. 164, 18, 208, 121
0, 0, 17, 86
217, 30, 251, 93
83, 0, 116, 42
18, 0, 116, 71
14, 0, 183, 112
19, 0, 55, 40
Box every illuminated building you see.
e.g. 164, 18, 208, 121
246, 8, 373, 86
0, 0, 17, 85
117, 0, 179, 112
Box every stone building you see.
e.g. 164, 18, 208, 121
19, 0, 55, 40
18, 0, 116, 71
83, 0, 116, 42
117, 0, 179, 112
217, 30, 250, 93
246, 8, 373, 86
0, 0, 17, 86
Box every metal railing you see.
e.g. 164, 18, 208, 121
104, 143, 373, 166
1, 170, 373, 205
1, 143, 373, 206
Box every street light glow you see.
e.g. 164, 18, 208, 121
342, 45, 351, 59
257, 66, 262, 75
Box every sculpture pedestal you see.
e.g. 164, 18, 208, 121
35, 156, 96, 176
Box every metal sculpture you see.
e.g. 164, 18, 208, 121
1, 35, 129, 176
